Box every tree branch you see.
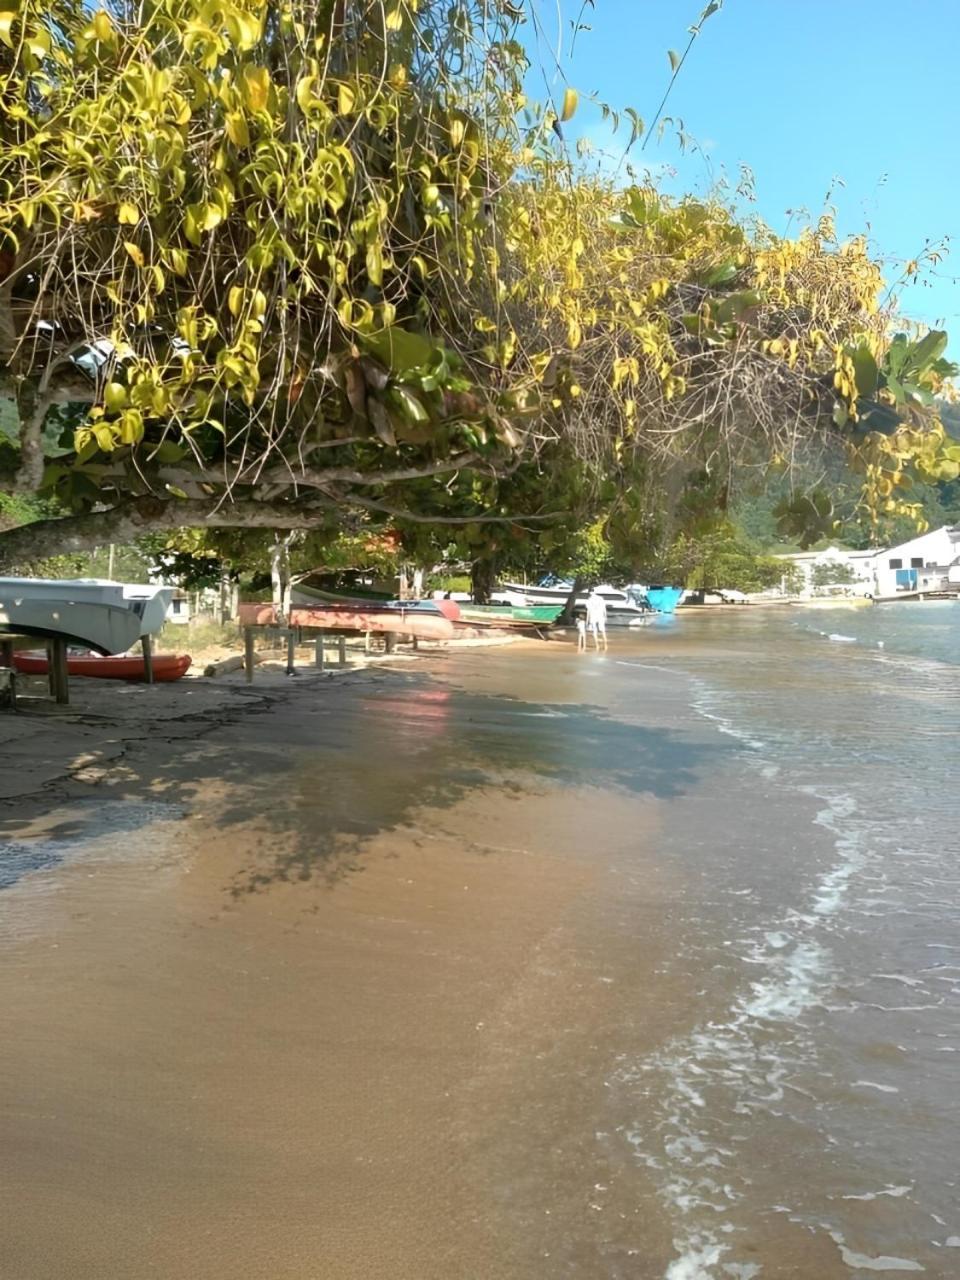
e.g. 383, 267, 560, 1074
0, 497, 332, 568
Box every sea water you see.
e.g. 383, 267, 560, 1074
612, 602, 960, 1277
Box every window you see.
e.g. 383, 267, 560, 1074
910, 557, 924, 568
889, 558, 902, 569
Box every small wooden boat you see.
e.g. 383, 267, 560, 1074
456, 603, 563, 627
239, 602, 455, 640
293, 587, 462, 621
13, 650, 192, 682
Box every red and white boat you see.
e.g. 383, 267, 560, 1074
238, 602, 455, 640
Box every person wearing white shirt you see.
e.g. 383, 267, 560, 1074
585, 589, 608, 650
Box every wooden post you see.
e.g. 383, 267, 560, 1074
385, 632, 396, 654
46, 641, 57, 699
412, 634, 419, 651
286, 628, 296, 675
365, 631, 371, 653
337, 635, 346, 667
315, 632, 325, 670
244, 627, 256, 683
141, 633, 155, 685
50, 637, 69, 704
0, 639, 13, 668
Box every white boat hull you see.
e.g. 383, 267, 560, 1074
0, 578, 173, 652
0, 598, 143, 654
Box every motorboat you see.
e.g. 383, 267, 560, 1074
0, 577, 173, 654
499, 579, 653, 627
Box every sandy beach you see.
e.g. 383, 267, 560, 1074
4, 615, 956, 1279
0, 646, 695, 1278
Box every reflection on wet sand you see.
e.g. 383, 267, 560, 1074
1, 658, 710, 1279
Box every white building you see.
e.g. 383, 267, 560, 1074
775, 545, 878, 597
871, 525, 960, 598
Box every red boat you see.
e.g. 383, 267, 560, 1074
12, 650, 192, 682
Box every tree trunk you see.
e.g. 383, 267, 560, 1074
271, 533, 293, 622
557, 575, 586, 626
411, 566, 424, 599
218, 564, 233, 621
471, 557, 497, 604
398, 563, 410, 600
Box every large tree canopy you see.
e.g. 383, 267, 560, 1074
1, 0, 957, 568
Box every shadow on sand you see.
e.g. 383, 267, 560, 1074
0, 667, 729, 896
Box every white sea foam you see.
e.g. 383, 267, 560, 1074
852, 1080, 900, 1094
665, 1238, 726, 1279
828, 633, 857, 643
617, 675, 884, 1280
843, 1185, 913, 1201
829, 1231, 924, 1271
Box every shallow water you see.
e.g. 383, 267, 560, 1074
608, 602, 960, 1277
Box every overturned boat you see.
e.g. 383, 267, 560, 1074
0, 578, 173, 654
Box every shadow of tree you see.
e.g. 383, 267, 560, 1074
0, 666, 729, 897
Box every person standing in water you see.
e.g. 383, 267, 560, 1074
585, 588, 608, 650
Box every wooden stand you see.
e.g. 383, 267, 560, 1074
286, 629, 296, 675
244, 627, 256, 683
141, 633, 155, 685
338, 635, 347, 667
315, 633, 325, 670
46, 638, 69, 705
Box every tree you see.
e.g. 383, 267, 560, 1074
661, 524, 786, 593
0, 0, 956, 570
811, 560, 858, 588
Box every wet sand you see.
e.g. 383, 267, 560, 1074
0, 650, 700, 1279
3, 632, 889, 1279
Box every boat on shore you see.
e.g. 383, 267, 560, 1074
239, 601, 456, 640
0, 578, 173, 654
13, 650, 192, 682
453, 602, 563, 627
500, 580, 656, 627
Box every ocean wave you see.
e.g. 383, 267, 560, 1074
616, 676, 876, 1277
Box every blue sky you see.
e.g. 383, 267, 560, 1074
527, 0, 959, 346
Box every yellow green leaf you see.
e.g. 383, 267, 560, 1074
225, 111, 249, 147
123, 241, 145, 268
241, 66, 271, 112
560, 87, 578, 122
167, 247, 188, 276
295, 75, 316, 112
94, 424, 116, 452
103, 382, 127, 413
117, 202, 139, 225
92, 9, 113, 41
366, 240, 383, 286
228, 286, 244, 317
0, 11, 17, 47
385, 4, 403, 31
337, 82, 355, 114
